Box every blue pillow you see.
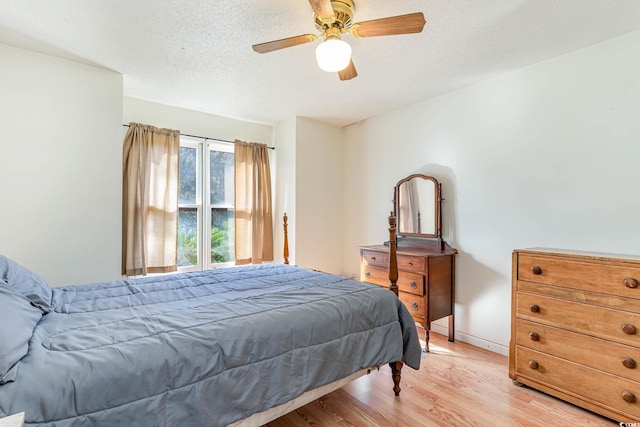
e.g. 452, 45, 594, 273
0, 285, 43, 384
0, 256, 51, 313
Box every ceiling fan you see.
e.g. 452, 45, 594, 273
252, 0, 426, 81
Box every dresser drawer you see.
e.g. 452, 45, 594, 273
517, 292, 640, 347
515, 346, 640, 420
398, 271, 424, 296
361, 249, 388, 269
516, 318, 640, 381
360, 265, 389, 287
361, 261, 424, 295
518, 254, 640, 300
398, 254, 425, 273
398, 291, 425, 321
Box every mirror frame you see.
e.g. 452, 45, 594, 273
393, 174, 443, 244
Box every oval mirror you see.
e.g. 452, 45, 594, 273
394, 174, 440, 238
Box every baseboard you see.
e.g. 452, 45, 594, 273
429, 323, 509, 356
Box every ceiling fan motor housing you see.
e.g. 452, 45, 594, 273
314, 0, 355, 32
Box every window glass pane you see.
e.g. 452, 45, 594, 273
179, 146, 197, 204
211, 207, 234, 263
210, 151, 234, 206
178, 139, 235, 271
178, 207, 198, 266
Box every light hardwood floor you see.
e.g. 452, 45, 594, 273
266, 331, 618, 427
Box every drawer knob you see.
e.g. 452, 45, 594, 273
622, 391, 637, 403
622, 324, 637, 335
529, 304, 540, 313
529, 332, 540, 341
370, 256, 376, 261
410, 281, 417, 288
528, 360, 539, 369
411, 302, 419, 310
623, 357, 637, 369
531, 265, 542, 275
624, 278, 639, 289
365, 271, 371, 277
408, 261, 414, 266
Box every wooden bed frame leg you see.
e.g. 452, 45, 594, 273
283, 213, 289, 265
388, 212, 403, 396
388, 212, 399, 296
390, 361, 403, 396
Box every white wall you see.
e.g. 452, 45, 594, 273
294, 118, 343, 275
272, 117, 343, 274
123, 97, 273, 145
0, 44, 123, 286
342, 30, 640, 354
274, 118, 296, 265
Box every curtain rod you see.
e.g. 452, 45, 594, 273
122, 124, 274, 150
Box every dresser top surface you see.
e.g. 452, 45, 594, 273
360, 244, 457, 257
515, 247, 640, 263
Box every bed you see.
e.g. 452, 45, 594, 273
0, 215, 421, 426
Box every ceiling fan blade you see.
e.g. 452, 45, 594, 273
338, 59, 357, 81
252, 34, 317, 54
351, 12, 426, 38
308, 0, 335, 21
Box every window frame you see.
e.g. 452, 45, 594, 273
178, 136, 235, 272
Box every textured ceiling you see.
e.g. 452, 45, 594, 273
1, 0, 639, 127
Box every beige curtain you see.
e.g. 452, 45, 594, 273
122, 122, 180, 276
234, 140, 274, 265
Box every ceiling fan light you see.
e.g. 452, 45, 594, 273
315, 38, 352, 72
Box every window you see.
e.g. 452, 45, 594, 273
178, 137, 234, 270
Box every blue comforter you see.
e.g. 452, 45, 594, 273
0, 264, 421, 426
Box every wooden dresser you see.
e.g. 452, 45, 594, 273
360, 240, 456, 351
510, 248, 640, 422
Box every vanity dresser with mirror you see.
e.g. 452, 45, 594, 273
359, 174, 457, 351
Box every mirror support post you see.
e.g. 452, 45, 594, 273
437, 183, 444, 252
